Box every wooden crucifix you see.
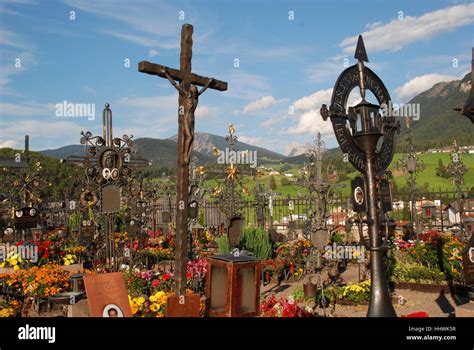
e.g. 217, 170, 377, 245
138, 23, 228, 295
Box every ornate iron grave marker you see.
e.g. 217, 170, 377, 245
462, 236, 474, 286
138, 23, 228, 295
321, 35, 399, 317
66, 103, 148, 270
13, 207, 38, 229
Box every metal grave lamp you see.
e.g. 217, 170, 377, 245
320, 35, 399, 317
205, 254, 260, 317
421, 202, 436, 220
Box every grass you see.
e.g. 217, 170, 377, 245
201, 152, 473, 199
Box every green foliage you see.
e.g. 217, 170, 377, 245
239, 226, 272, 259
280, 164, 291, 172
435, 159, 450, 178
330, 232, 344, 245
216, 235, 230, 254
269, 176, 277, 191
391, 262, 447, 284
280, 177, 290, 186
68, 211, 82, 232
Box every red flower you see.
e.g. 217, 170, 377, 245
401, 311, 429, 318
152, 280, 160, 287
162, 273, 171, 281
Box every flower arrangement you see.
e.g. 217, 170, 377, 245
401, 311, 429, 317
313, 280, 371, 306
260, 295, 313, 317
63, 245, 87, 256
341, 279, 371, 303
128, 290, 198, 317
62, 254, 77, 266
142, 247, 174, 261
0, 299, 21, 317
388, 231, 464, 284
0, 263, 69, 297
0, 251, 26, 270
124, 269, 175, 297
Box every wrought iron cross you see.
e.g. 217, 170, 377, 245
138, 23, 228, 295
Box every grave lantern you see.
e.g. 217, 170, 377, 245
320, 35, 399, 316
205, 254, 260, 317
349, 100, 383, 139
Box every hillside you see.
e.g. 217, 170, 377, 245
397, 72, 473, 151
169, 132, 284, 161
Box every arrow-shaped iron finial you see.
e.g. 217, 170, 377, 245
354, 35, 369, 63
355, 35, 368, 100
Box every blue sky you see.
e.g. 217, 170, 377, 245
0, 0, 473, 155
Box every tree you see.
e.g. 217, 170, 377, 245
269, 176, 277, 190
435, 159, 449, 178
280, 164, 291, 172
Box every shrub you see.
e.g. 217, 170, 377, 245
239, 227, 272, 259
216, 235, 230, 254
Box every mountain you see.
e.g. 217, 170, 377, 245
169, 132, 285, 161
133, 138, 213, 167
40, 144, 85, 159
39, 138, 213, 168
397, 72, 473, 151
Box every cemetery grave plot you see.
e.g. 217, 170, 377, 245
0, 9, 473, 324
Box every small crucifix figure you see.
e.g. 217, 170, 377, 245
160, 68, 214, 164
138, 23, 228, 295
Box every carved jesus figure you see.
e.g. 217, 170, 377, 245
161, 68, 214, 164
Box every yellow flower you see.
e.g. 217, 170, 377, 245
13, 265, 20, 271
64, 261, 70, 266
137, 297, 145, 305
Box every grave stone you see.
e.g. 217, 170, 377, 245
83, 272, 132, 317
228, 216, 244, 248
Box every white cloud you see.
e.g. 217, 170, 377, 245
395, 73, 458, 101
287, 87, 363, 136
293, 88, 333, 111
64, 0, 187, 49
224, 70, 271, 100
340, 4, 474, 54
260, 114, 288, 129
306, 59, 347, 84
243, 96, 279, 114
148, 49, 159, 57
0, 139, 18, 148
286, 109, 334, 136
196, 105, 217, 119
0, 119, 85, 150
238, 135, 262, 145
0, 102, 54, 116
